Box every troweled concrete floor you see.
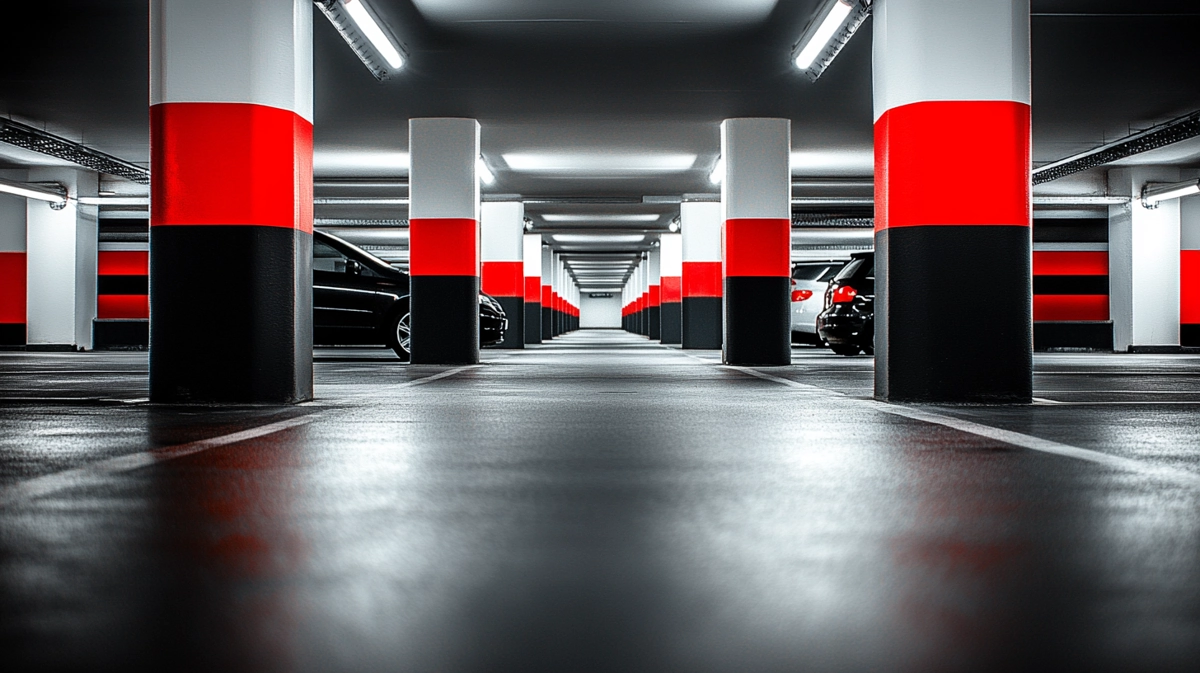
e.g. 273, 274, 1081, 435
1, 329, 1199, 672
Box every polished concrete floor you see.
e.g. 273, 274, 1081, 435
2, 330, 1199, 672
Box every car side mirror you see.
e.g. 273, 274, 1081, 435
346, 259, 362, 275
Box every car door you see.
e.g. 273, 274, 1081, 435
313, 239, 391, 345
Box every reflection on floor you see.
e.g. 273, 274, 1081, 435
2, 330, 1199, 672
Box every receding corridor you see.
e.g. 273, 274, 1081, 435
2, 331, 1200, 672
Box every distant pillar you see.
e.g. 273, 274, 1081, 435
541, 244, 553, 340
682, 202, 722, 349
647, 248, 661, 340
1183, 188, 1200, 347
874, 0, 1031, 401
0, 186, 25, 346
409, 118, 481, 364
26, 168, 98, 351
481, 202, 524, 348
1109, 167, 1181, 351
523, 233, 542, 344
659, 232, 682, 343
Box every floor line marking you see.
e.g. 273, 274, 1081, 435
729, 366, 1200, 488
0, 366, 481, 508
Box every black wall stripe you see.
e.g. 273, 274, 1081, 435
1032, 275, 1109, 295
97, 275, 149, 295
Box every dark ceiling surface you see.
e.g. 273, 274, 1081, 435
1, 0, 1198, 198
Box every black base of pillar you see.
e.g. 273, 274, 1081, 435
150, 225, 312, 404
724, 277, 790, 365
0, 323, 24, 346
660, 302, 682, 344
94, 320, 149, 350
683, 297, 722, 349
524, 302, 542, 344
648, 306, 661, 340
1183, 324, 1200, 348
494, 296, 524, 348
542, 307, 553, 340
411, 275, 480, 365
876, 226, 1032, 403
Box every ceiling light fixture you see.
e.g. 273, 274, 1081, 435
709, 157, 725, 185
792, 0, 871, 81
542, 214, 660, 223
0, 177, 67, 209
552, 234, 646, 243
503, 153, 697, 174
477, 157, 495, 185
315, 0, 407, 81
1142, 179, 1200, 209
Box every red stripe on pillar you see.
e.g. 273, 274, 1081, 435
151, 102, 313, 232
1033, 295, 1109, 321
1183, 250, 1200, 324
525, 277, 541, 302
683, 261, 723, 297
0, 252, 26, 323
98, 251, 149, 276
98, 295, 151, 320
661, 276, 681, 303
482, 261, 523, 297
649, 285, 661, 308
1033, 252, 1108, 276
409, 218, 479, 277
724, 218, 791, 277
876, 100, 1030, 231
542, 285, 551, 305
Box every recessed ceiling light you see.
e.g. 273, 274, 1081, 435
503, 153, 697, 174
552, 234, 646, 243
542, 214, 660, 223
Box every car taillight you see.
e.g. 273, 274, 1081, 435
831, 285, 858, 304
791, 289, 812, 302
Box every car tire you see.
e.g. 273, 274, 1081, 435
386, 305, 411, 361
830, 343, 861, 356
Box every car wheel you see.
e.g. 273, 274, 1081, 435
830, 343, 861, 356
386, 306, 411, 361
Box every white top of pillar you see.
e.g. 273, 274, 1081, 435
660, 233, 682, 277
409, 118, 481, 221
150, 0, 314, 122
648, 248, 661, 283
481, 202, 524, 262
720, 118, 791, 221
873, 0, 1030, 120
523, 234, 542, 275
681, 202, 722, 262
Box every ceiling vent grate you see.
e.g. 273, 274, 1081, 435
1033, 109, 1200, 184
0, 118, 149, 184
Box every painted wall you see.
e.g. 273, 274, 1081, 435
580, 295, 620, 328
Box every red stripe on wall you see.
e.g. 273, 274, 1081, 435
1033, 251, 1108, 276
649, 285, 661, 308
683, 261, 723, 297
1033, 295, 1108, 322
1182, 250, 1200, 324
724, 218, 791, 277
661, 276, 681, 303
0, 252, 26, 323
482, 261, 523, 297
98, 251, 149, 276
409, 218, 479, 277
525, 277, 541, 303
876, 100, 1030, 231
151, 102, 313, 232
98, 295, 150, 320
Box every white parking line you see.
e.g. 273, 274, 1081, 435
729, 366, 1200, 488
0, 365, 480, 508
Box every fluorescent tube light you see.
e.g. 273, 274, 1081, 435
343, 0, 405, 68
1142, 179, 1200, 208
78, 196, 150, 206
315, 0, 408, 81
794, 1, 853, 70
791, 0, 871, 81
542, 214, 660, 223
503, 153, 697, 174
709, 157, 725, 185
477, 157, 495, 185
0, 177, 67, 209
552, 234, 646, 243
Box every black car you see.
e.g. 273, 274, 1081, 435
313, 230, 506, 359
815, 251, 874, 356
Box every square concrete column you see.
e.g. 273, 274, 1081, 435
1109, 167, 1181, 351
523, 233, 542, 344
647, 247, 661, 341
873, 0, 1032, 402
26, 168, 98, 351
1183, 185, 1200, 347
720, 118, 792, 365
541, 243, 553, 340
150, 0, 313, 403
481, 201, 524, 348
659, 232, 682, 344
0, 180, 27, 346
409, 118, 481, 364
682, 202, 722, 349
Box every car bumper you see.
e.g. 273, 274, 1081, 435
816, 312, 871, 346
481, 317, 507, 346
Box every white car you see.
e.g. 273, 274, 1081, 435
791, 261, 846, 344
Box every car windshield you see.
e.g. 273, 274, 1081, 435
834, 259, 863, 281
834, 256, 873, 281
818, 264, 845, 282
792, 264, 833, 281
317, 232, 395, 272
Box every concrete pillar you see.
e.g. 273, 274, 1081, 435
523, 233, 542, 344
660, 232, 682, 344
647, 247, 661, 341
409, 118, 481, 364
541, 244, 553, 340
481, 201, 524, 348
682, 202, 723, 349
0, 181, 27, 346
720, 118, 791, 365
873, 0, 1032, 402
1183, 186, 1200, 347
26, 168, 99, 351
1109, 167, 1181, 351
150, 0, 312, 402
